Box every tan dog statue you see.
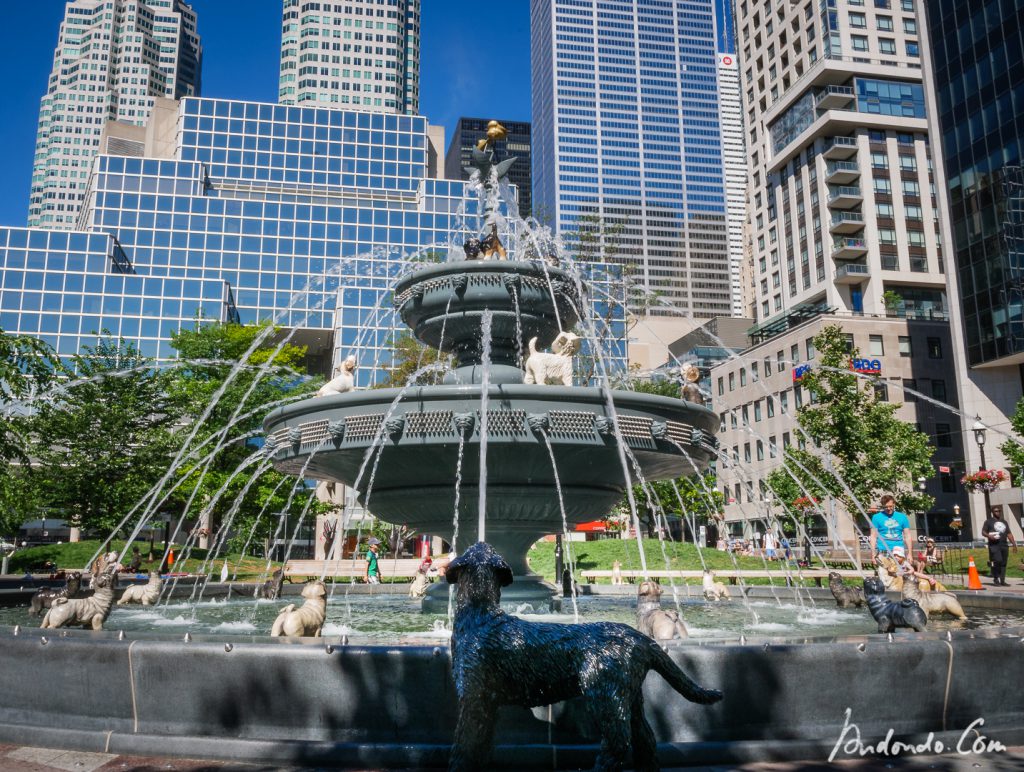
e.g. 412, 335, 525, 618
901, 578, 967, 621
523, 332, 581, 386
117, 572, 162, 606
41, 572, 116, 630
636, 580, 688, 640
611, 560, 624, 585
317, 355, 357, 397
702, 570, 730, 601
270, 580, 327, 637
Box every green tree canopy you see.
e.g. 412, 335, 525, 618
765, 325, 935, 526
375, 330, 447, 389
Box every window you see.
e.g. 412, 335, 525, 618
877, 202, 894, 217
718, 376, 724, 396
769, 436, 778, 458
927, 337, 942, 358
795, 387, 803, 408
899, 155, 917, 171
851, 35, 868, 51
878, 38, 896, 54
740, 368, 747, 386
903, 18, 917, 34
843, 334, 855, 353
901, 0, 914, 9
936, 422, 951, 447
754, 400, 762, 421
849, 12, 866, 27
756, 440, 764, 461
744, 443, 751, 463
782, 432, 791, 448
791, 344, 800, 364
873, 382, 889, 401
902, 179, 920, 196
941, 472, 956, 493
780, 390, 789, 411
869, 334, 884, 355
729, 372, 736, 390
874, 178, 892, 194
902, 378, 917, 401
879, 227, 897, 244
875, 0, 890, 6
932, 379, 947, 403
764, 357, 772, 376
806, 337, 816, 360
777, 350, 785, 369
905, 203, 923, 220
906, 41, 919, 57
767, 398, 775, 417
871, 152, 889, 169
877, 15, 893, 30
898, 335, 912, 356
752, 362, 759, 381
742, 405, 749, 425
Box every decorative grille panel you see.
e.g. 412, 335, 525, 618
299, 419, 330, 449
345, 413, 384, 441
665, 421, 691, 446
485, 409, 526, 436
405, 410, 454, 436
617, 415, 656, 449
549, 410, 596, 439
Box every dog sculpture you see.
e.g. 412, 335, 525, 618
523, 332, 581, 387
259, 567, 285, 600
445, 543, 721, 772
40, 572, 115, 630
702, 570, 730, 601
828, 571, 865, 608
317, 355, 357, 397
876, 555, 946, 593
117, 571, 162, 606
29, 572, 83, 616
635, 580, 688, 641
901, 578, 967, 621
611, 560, 623, 586
863, 576, 927, 633
409, 566, 430, 599
270, 580, 327, 637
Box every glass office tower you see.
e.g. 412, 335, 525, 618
3, 97, 625, 384
530, 0, 732, 318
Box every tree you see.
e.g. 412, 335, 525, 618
0, 330, 61, 465
619, 473, 723, 538
166, 320, 325, 552
765, 325, 935, 526
29, 336, 186, 536
375, 330, 447, 389
999, 398, 1024, 486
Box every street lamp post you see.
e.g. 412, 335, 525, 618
952, 504, 962, 543
918, 476, 928, 537
973, 419, 990, 519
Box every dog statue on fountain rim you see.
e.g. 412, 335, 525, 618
900, 576, 967, 621
828, 571, 865, 608
29, 572, 83, 616
702, 570, 730, 601
117, 571, 162, 606
523, 331, 581, 387
40, 572, 116, 630
317, 355, 357, 397
635, 580, 689, 641
445, 542, 722, 772
863, 575, 927, 633
270, 580, 327, 637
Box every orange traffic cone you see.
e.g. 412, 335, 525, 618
168, 549, 175, 570
966, 556, 985, 591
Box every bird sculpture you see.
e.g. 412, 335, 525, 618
475, 120, 508, 151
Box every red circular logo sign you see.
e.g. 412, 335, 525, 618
722, 55, 733, 65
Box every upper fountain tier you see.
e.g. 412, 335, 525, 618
393, 259, 580, 385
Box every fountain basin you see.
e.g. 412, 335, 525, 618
264, 384, 719, 587
1, 588, 1022, 767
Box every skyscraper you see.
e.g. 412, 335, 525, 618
530, 0, 732, 318
444, 118, 532, 218
29, 0, 201, 230
717, 52, 747, 318
924, 0, 1024, 534
279, 0, 420, 114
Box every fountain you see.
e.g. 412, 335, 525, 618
261, 128, 720, 609
1, 123, 1023, 769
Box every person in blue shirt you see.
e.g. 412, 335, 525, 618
869, 494, 911, 562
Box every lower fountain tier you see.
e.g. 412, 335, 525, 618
264, 384, 719, 560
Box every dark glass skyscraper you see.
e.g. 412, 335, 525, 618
444, 118, 532, 218
927, 0, 1024, 366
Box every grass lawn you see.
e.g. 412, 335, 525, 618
7, 541, 279, 580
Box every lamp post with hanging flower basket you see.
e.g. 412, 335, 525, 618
961, 469, 1008, 494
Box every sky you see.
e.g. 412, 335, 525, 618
0, 0, 532, 227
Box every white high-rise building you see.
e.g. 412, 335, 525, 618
279, 0, 420, 114
531, 0, 733, 319
29, 0, 201, 230
717, 51, 747, 318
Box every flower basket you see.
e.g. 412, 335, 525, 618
949, 517, 963, 530
792, 496, 819, 511
960, 468, 1008, 493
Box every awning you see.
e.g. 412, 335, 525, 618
574, 521, 607, 532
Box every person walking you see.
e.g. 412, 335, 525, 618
364, 538, 382, 585
869, 494, 911, 563
982, 505, 1017, 586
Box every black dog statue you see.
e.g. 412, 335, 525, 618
445, 542, 722, 772
828, 571, 865, 608
258, 567, 285, 600
29, 571, 83, 616
863, 575, 927, 633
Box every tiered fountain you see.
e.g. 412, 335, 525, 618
262, 129, 720, 608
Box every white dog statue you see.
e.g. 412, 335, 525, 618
317, 355, 357, 397
41, 572, 116, 630
702, 570, 730, 601
636, 580, 688, 640
270, 580, 327, 637
117, 572, 162, 606
523, 332, 580, 386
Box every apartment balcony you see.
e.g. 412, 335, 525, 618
827, 185, 863, 209
826, 160, 861, 184
823, 136, 859, 160
834, 262, 870, 284
815, 85, 856, 110
831, 237, 868, 260
829, 211, 865, 234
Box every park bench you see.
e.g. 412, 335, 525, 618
578, 568, 870, 587
283, 558, 424, 581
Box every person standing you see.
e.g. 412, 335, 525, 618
364, 538, 381, 584
763, 530, 778, 560
982, 505, 1017, 586
869, 495, 911, 563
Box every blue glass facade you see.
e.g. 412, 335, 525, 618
3, 97, 626, 384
